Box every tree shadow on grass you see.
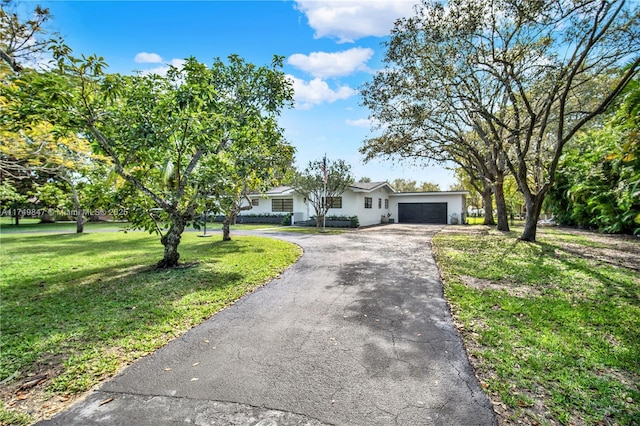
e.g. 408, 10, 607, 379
534, 240, 639, 307
0, 236, 268, 395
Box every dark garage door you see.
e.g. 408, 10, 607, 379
398, 203, 448, 224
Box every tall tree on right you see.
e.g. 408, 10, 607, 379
362, 0, 639, 241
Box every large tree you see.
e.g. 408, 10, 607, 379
2, 46, 293, 267
1, 3, 100, 232
362, 0, 639, 241
0, 104, 100, 231
292, 158, 354, 229
202, 134, 295, 241
360, 27, 512, 231
0, 0, 52, 72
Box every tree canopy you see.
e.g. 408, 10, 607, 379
546, 77, 640, 234
0, 0, 53, 72
2, 44, 294, 267
361, 0, 639, 241
390, 178, 440, 192
292, 158, 354, 228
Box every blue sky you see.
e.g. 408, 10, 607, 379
36, 0, 456, 188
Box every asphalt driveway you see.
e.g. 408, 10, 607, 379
40, 224, 496, 425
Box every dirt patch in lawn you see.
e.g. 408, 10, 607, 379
545, 227, 640, 272
0, 355, 79, 424
440, 225, 640, 425
459, 275, 543, 298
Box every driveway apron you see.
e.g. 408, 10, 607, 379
40, 224, 496, 426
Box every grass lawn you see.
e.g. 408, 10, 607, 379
0, 230, 302, 425
432, 225, 640, 425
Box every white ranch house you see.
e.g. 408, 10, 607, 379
240, 182, 467, 227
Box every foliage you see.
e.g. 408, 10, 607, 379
292, 158, 354, 228
433, 226, 640, 425
0, 180, 24, 205
281, 213, 292, 226
236, 213, 287, 218
2, 45, 293, 267
305, 215, 358, 228
390, 178, 440, 192
0, 231, 301, 422
1, 57, 111, 232
0, 0, 53, 73
547, 79, 640, 234
204, 131, 294, 241
362, 0, 640, 242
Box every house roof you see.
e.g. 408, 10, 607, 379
262, 186, 295, 195
254, 183, 468, 197
252, 181, 396, 196
390, 190, 469, 197
350, 181, 396, 193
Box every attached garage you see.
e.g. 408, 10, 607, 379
391, 191, 467, 225
398, 202, 448, 224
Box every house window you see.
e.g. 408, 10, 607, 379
384, 199, 389, 209
364, 197, 372, 209
322, 196, 342, 209
378, 198, 382, 209
251, 198, 259, 206
272, 198, 293, 212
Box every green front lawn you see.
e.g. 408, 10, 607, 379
433, 226, 640, 425
0, 231, 301, 424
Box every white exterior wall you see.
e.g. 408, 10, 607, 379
390, 193, 467, 224
351, 187, 393, 227
239, 188, 467, 226
239, 193, 308, 220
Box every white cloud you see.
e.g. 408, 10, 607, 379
134, 52, 163, 63
168, 58, 187, 68
345, 118, 372, 128
294, 0, 417, 43
137, 58, 187, 76
288, 47, 374, 78
288, 75, 357, 109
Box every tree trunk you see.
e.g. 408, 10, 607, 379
12, 202, 20, 225
157, 216, 186, 268
520, 193, 545, 242
76, 212, 84, 233
70, 184, 83, 233
481, 182, 495, 226
316, 213, 324, 229
494, 171, 510, 232
222, 217, 232, 241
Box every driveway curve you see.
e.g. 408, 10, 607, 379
41, 224, 496, 426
